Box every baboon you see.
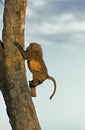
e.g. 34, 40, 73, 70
13, 42, 56, 99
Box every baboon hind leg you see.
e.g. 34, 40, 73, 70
29, 73, 43, 97
30, 87, 37, 97
29, 78, 39, 97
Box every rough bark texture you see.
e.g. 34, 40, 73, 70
0, 0, 41, 130
0, 42, 6, 89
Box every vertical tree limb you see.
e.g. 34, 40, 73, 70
0, 0, 41, 130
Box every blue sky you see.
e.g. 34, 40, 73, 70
0, 0, 85, 130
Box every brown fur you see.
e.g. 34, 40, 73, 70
13, 42, 56, 99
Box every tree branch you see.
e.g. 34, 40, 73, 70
0, 0, 41, 130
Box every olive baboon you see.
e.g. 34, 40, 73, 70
13, 42, 57, 99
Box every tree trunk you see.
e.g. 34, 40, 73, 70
0, 0, 41, 130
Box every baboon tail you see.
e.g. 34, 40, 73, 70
47, 75, 57, 100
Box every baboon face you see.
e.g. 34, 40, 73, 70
26, 43, 42, 56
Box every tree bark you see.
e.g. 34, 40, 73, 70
0, 41, 6, 89
0, 0, 41, 130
